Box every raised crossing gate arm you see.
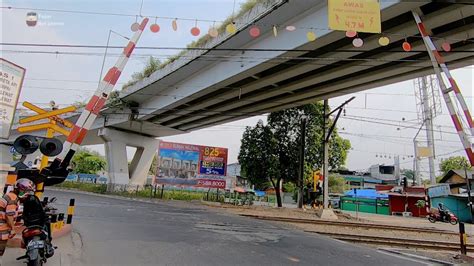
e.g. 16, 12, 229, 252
36, 18, 149, 183
412, 11, 474, 167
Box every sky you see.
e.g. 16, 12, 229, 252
1, 0, 473, 179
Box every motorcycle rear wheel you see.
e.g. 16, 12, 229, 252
449, 219, 458, 225
428, 216, 436, 223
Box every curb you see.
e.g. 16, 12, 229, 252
7, 224, 72, 248
378, 248, 453, 265
48, 187, 167, 204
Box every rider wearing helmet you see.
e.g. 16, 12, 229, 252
0, 178, 34, 259
438, 203, 449, 221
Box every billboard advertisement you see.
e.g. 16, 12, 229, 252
156, 141, 228, 189
1, 58, 26, 139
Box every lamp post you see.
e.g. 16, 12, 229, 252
298, 115, 307, 209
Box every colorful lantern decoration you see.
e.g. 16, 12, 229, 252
346, 30, 357, 38
131, 22, 140, 32
191, 20, 200, 36
208, 26, 219, 38
352, 38, 363, 47
378, 36, 390, 46
249, 25, 260, 38
402, 41, 412, 52
226, 23, 237, 34
285, 25, 296, 32
172, 19, 178, 31
272, 25, 278, 37
442, 42, 451, 52
306, 31, 317, 42
150, 17, 160, 33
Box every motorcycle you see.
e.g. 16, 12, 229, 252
428, 210, 458, 225
16, 197, 57, 266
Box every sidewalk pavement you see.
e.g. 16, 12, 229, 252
3, 231, 80, 266
341, 210, 474, 236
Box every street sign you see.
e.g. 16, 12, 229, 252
328, 0, 381, 33
0, 58, 26, 139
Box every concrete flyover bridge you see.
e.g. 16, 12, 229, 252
3, 0, 473, 186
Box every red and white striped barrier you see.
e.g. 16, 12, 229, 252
59, 18, 149, 161
412, 11, 474, 166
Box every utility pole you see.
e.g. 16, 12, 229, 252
413, 140, 421, 185
323, 100, 330, 209
420, 76, 437, 184
298, 116, 307, 209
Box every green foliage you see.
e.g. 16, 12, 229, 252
439, 156, 471, 175
239, 103, 351, 205
55, 182, 107, 194
122, 57, 161, 89
415, 200, 426, 208
328, 174, 345, 194
71, 148, 106, 174
282, 181, 296, 193
149, 155, 158, 176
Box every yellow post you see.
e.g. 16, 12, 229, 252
35, 121, 55, 198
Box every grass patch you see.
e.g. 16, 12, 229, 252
54, 182, 107, 194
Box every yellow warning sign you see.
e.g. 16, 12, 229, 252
328, 0, 381, 33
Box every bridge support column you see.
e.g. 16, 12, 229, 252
99, 128, 159, 190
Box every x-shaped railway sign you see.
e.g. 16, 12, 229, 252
17, 102, 76, 136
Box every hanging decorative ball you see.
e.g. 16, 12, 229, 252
442, 42, 451, 52
378, 36, 390, 46
226, 23, 237, 34
376, 154, 378, 158
172, 19, 178, 31
249, 26, 260, 38
131, 22, 140, 32
208, 27, 218, 37
346, 30, 357, 38
150, 24, 160, 33
402, 41, 412, 52
191, 27, 201, 36
352, 38, 363, 47
272, 25, 278, 37
306, 31, 317, 42
285, 25, 296, 32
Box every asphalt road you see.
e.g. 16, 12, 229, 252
4, 190, 426, 266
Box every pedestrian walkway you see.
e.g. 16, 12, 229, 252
341, 210, 474, 235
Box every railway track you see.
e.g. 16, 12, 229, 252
310, 232, 474, 252
240, 214, 459, 235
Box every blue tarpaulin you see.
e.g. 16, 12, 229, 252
254, 190, 265, 197
344, 189, 388, 199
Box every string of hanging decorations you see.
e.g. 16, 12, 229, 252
127, 16, 465, 51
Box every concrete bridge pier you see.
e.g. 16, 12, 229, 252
98, 128, 159, 190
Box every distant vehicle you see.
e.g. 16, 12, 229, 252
428, 210, 458, 225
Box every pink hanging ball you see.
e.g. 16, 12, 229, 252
442, 42, 451, 52
249, 26, 260, 38
150, 24, 160, 33
191, 27, 201, 36
346, 30, 357, 38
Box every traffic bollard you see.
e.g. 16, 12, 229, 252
67, 199, 75, 224
459, 222, 467, 255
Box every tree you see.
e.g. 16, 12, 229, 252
71, 149, 107, 174
328, 174, 345, 194
239, 120, 281, 205
239, 103, 351, 207
439, 156, 471, 176
149, 155, 158, 176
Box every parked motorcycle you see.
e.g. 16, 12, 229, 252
16, 197, 57, 266
428, 210, 458, 225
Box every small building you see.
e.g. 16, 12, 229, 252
430, 194, 473, 223
438, 169, 473, 194
388, 186, 429, 217
340, 189, 390, 215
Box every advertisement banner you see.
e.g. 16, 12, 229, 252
328, 0, 381, 33
0, 58, 26, 139
427, 184, 451, 198
156, 141, 228, 189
